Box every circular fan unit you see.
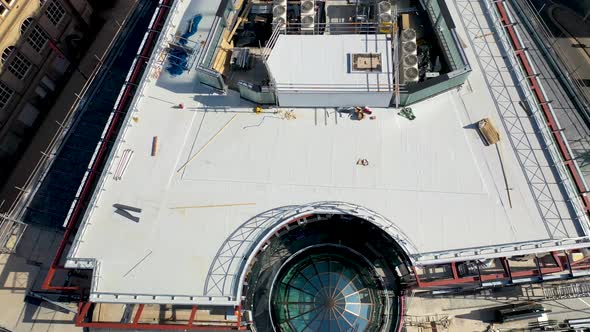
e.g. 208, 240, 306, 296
301, 15, 314, 26
273, 5, 286, 16
379, 12, 392, 23
404, 67, 419, 81
403, 54, 418, 66
378, 1, 391, 12
301, 0, 314, 12
402, 28, 417, 42
403, 41, 417, 53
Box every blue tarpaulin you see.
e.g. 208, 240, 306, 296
167, 14, 202, 76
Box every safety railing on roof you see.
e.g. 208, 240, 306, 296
3, 3, 145, 222
420, 0, 468, 71
415, 236, 590, 264
483, 0, 590, 235
196, 16, 226, 69
280, 21, 381, 35
262, 22, 283, 60
0, 214, 26, 253
65, 0, 182, 263
205, 201, 418, 301
197, 0, 244, 70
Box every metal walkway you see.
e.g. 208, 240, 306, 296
453, 0, 586, 239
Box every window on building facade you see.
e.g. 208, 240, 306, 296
1, 46, 14, 63
27, 25, 50, 52
5, 0, 15, 6
0, 4, 8, 17
46, 1, 65, 25
0, 81, 14, 111
8, 52, 32, 80
21, 18, 33, 34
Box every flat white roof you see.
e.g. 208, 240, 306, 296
267, 34, 393, 92
64, 0, 590, 305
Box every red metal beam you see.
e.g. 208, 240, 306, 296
500, 257, 512, 282
75, 302, 240, 331
571, 263, 590, 270
450, 262, 459, 279
570, 252, 590, 266
133, 304, 145, 325
76, 322, 239, 330
235, 305, 242, 329
75, 302, 92, 325
552, 251, 563, 269
189, 305, 198, 327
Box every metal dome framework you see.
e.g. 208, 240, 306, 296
203, 201, 418, 302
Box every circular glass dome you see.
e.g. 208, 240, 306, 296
272, 251, 379, 331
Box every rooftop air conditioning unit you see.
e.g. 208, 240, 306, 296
379, 12, 392, 24
378, 1, 391, 15
403, 54, 418, 67
273, 16, 286, 27
301, 14, 315, 30
273, 5, 286, 16
404, 67, 419, 82
402, 41, 417, 54
378, 1, 392, 31
301, 0, 314, 15
401, 28, 416, 43
273, 4, 287, 28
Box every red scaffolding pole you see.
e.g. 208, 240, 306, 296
412, 251, 572, 289
75, 302, 245, 330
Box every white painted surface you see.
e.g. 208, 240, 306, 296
268, 34, 394, 107
63, 0, 588, 305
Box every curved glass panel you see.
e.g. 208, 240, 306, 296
273, 254, 378, 332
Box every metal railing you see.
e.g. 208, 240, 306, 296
0, 214, 26, 253
4, 1, 144, 222
279, 21, 381, 35
66, 0, 183, 263
486, 0, 590, 232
